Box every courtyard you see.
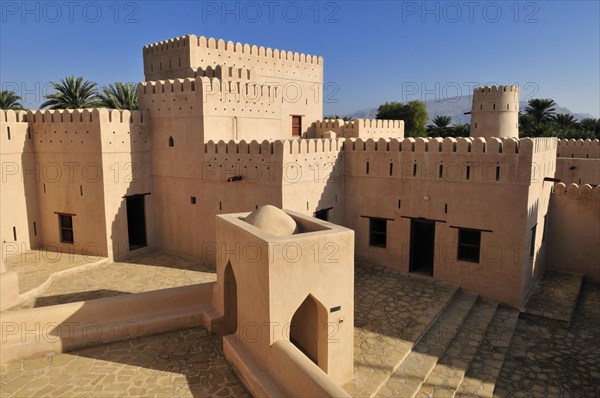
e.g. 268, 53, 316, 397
1, 252, 598, 397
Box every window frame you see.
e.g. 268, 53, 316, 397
369, 217, 388, 248
58, 214, 74, 244
457, 228, 481, 263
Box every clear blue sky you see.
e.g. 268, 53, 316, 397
1, 1, 598, 117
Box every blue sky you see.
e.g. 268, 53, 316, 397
1, 1, 599, 116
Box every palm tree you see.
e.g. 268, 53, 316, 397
0, 90, 25, 110
524, 98, 557, 125
41, 75, 100, 109
427, 115, 452, 137
552, 113, 577, 129
98, 82, 139, 110
579, 118, 600, 135
451, 123, 470, 137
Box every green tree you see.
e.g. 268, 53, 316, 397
578, 118, 600, 137
41, 75, 100, 109
552, 113, 577, 129
0, 90, 25, 110
98, 82, 139, 110
323, 114, 353, 121
451, 123, 470, 137
524, 98, 557, 125
377, 100, 428, 137
427, 115, 452, 137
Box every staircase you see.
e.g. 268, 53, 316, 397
346, 288, 520, 398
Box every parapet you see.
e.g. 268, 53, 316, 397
552, 182, 600, 199
471, 85, 519, 112
27, 109, 145, 124
342, 136, 527, 155
202, 138, 344, 156
311, 119, 403, 139
557, 139, 600, 159
1, 110, 29, 123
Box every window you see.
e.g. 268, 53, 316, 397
369, 218, 387, 248
457, 228, 481, 263
59, 214, 74, 243
168, 136, 174, 147
315, 208, 330, 221
191, 196, 197, 204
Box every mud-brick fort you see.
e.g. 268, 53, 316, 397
0, 34, 599, 396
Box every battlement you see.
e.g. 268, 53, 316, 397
311, 119, 404, 139
556, 138, 600, 159
1, 110, 29, 123
553, 182, 600, 199
27, 109, 145, 124
138, 77, 275, 100
343, 136, 529, 155
144, 35, 322, 65
202, 138, 344, 156
474, 85, 519, 94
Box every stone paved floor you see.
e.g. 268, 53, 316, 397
5, 250, 104, 294
522, 271, 584, 323
494, 281, 600, 398
0, 327, 249, 398
343, 263, 457, 397
6, 251, 216, 311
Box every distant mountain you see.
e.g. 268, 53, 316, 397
346, 96, 595, 125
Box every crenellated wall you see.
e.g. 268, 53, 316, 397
470, 85, 519, 139
545, 183, 600, 281
342, 136, 554, 307
556, 138, 600, 159
19, 109, 151, 260
143, 35, 322, 82
0, 110, 39, 271
310, 119, 404, 140
143, 35, 323, 138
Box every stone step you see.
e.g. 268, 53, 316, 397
374, 290, 478, 398
413, 298, 498, 398
453, 307, 520, 398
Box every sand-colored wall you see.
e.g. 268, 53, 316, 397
310, 119, 404, 140
342, 136, 547, 307
520, 138, 557, 304
556, 138, 600, 159
555, 158, 600, 187
28, 109, 108, 257
470, 85, 519, 139
214, 211, 354, 383
546, 183, 600, 281
0, 111, 40, 271
281, 139, 345, 225
143, 35, 323, 137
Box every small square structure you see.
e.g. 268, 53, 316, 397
213, 207, 354, 392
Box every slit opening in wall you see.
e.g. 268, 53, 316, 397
389, 162, 393, 176
413, 163, 417, 177
43, 183, 46, 194
80, 185, 83, 196
33, 221, 37, 236
466, 163, 471, 180
219, 201, 222, 211
444, 204, 448, 214
439, 163, 443, 179
7, 126, 11, 140
398, 199, 401, 209
13, 226, 17, 241
366, 161, 369, 175
496, 164, 501, 181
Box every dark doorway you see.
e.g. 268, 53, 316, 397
223, 262, 238, 335
315, 208, 331, 221
409, 219, 435, 276
292, 115, 302, 137
126, 195, 147, 250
